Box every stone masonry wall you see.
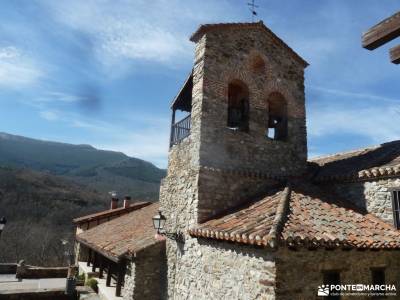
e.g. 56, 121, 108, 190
199, 27, 307, 176
197, 167, 280, 222
171, 238, 276, 300
276, 247, 400, 300
122, 243, 166, 300
159, 35, 205, 298
327, 178, 400, 224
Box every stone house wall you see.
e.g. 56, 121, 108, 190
276, 248, 400, 300
122, 243, 167, 300
326, 178, 400, 225
171, 238, 276, 300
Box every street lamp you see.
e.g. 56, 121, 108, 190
152, 211, 166, 234
152, 211, 183, 242
0, 216, 7, 238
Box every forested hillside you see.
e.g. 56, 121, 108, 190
0, 132, 166, 200
0, 133, 166, 265
0, 167, 107, 265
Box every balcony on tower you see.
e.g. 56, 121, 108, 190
170, 72, 192, 147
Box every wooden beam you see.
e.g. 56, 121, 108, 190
362, 11, 400, 50
92, 252, 97, 272
87, 249, 92, 267
106, 262, 112, 287
115, 261, 127, 297
390, 44, 400, 64
99, 256, 104, 278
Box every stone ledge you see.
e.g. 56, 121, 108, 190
200, 165, 294, 180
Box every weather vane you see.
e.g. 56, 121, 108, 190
247, 0, 258, 22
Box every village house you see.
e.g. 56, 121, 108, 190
74, 20, 400, 300
73, 197, 166, 299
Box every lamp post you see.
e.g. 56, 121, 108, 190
0, 216, 7, 239
61, 239, 76, 297
152, 211, 183, 242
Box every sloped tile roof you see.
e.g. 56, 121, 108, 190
311, 140, 400, 182
73, 201, 151, 224
189, 188, 289, 247
76, 203, 163, 261
190, 21, 308, 67
189, 183, 400, 249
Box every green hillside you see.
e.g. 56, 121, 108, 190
0, 132, 166, 200
0, 166, 107, 265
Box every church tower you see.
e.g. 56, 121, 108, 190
161, 21, 308, 229
159, 21, 308, 297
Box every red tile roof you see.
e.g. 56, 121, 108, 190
189, 183, 400, 249
73, 201, 151, 225
190, 21, 308, 67
76, 203, 163, 261
311, 140, 400, 182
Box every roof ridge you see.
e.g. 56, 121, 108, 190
266, 185, 292, 248
189, 21, 308, 67
310, 145, 380, 163
310, 139, 400, 164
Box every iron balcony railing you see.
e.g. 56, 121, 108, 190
170, 114, 191, 147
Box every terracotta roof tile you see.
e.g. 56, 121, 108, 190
189, 183, 400, 249
76, 203, 163, 261
73, 201, 151, 224
311, 140, 400, 182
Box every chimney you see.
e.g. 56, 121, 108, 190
123, 196, 131, 208
110, 192, 119, 210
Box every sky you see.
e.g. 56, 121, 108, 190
0, 0, 399, 168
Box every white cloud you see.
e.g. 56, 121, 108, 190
36, 92, 84, 103
42, 109, 170, 167
100, 22, 188, 63
41, 0, 197, 74
0, 46, 43, 88
40, 110, 59, 121
96, 128, 170, 168
308, 103, 400, 143
307, 85, 400, 144
308, 85, 400, 104
41, 0, 238, 76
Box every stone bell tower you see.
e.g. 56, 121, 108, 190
160, 21, 308, 232
159, 21, 308, 298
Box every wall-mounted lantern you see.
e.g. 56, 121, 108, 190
152, 210, 167, 234
152, 211, 183, 242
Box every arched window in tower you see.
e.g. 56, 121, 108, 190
267, 92, 287, 141
227, 80, 249, 131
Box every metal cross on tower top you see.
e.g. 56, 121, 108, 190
247, 0, 259, 22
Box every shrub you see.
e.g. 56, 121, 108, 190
85, 277, 98, 293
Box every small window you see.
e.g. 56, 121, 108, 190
250, 55, 266, 73
227, 80, 249, 132
323, 271, 341, 300
391, 190, 400, 229
267, 92, 287, 141
371, 268, 386, 299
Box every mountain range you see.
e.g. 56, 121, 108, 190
0, 132, 166, 201
0, 132, 166, 265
